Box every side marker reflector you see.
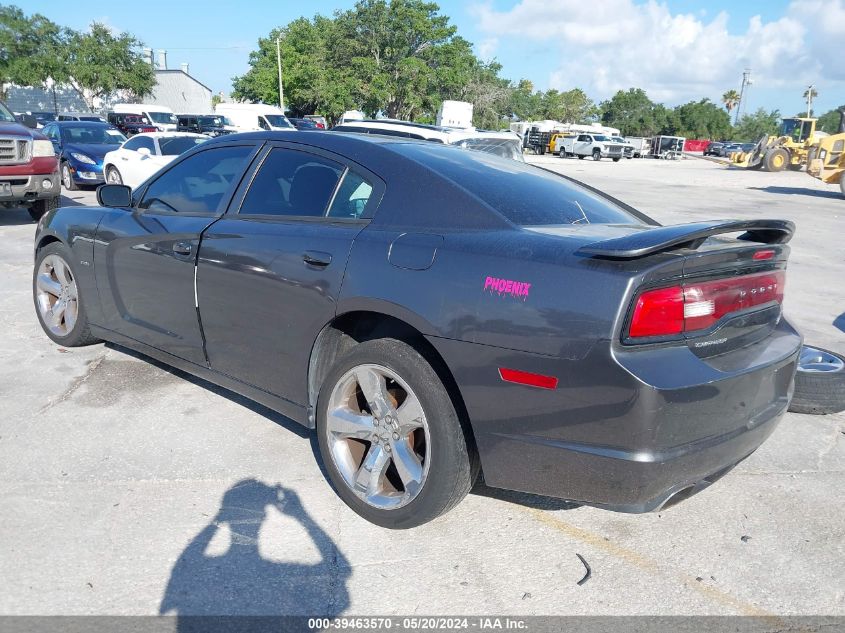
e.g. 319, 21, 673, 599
498, 367, 558, 390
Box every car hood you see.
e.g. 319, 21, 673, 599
65, 143, 121, 160
0, 121, 43, 139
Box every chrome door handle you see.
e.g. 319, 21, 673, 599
303, 251, 332, 267
173, 242, 192, 256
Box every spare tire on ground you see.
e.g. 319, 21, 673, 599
788, 345, 845, 415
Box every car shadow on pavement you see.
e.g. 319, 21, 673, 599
160, 479, 350, 628
0, 208, 35, 226
748, 186, 843, 200
834, 312, 845, 334
103, 342, 311, 439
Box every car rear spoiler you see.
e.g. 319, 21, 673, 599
577, 219, 795, 259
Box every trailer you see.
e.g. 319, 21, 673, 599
650, 135, 686, 159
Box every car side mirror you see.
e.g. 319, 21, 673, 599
97, 184, 132, 208
138, 147, 151, 158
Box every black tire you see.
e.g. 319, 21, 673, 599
33, 242, 100, 347
839, 172, 845, 198
558, 148, 566, 158
28, 196, 58, 222
789, 346, 845, 415
61, 162, 78, 191
316, 338, 476, 528
764, 148, 789, 172
577, 155, 585, 160
105, 165, 123, 185
592, 149, 601, 161
612, 157, 621, 162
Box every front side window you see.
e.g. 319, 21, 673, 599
239, 148, 343, 217
122, 136, 153, 152
0, 101, 16, 122
139, 145, 253, 214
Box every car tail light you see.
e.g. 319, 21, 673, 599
141, 127, 157, 133
628, 270, 785, 339
316, 123, 325, 129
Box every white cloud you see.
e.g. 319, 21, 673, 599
476, 37, 499, 61
470, 0, 842, 105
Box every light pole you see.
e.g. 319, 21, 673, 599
805, 84, 815, 117
276, 36, 284, 111
735, 68, 752, 126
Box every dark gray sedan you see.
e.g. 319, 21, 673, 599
32, 131, 801, 528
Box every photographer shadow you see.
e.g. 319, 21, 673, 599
160, 479, 350, 629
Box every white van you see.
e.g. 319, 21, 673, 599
214, 103, 295, 132
113, 103, 178, 131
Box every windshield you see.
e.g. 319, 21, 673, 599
450, 137, 524, 162
61, 125, 126, 145
0, 102, 16, 122
395, 144, 644, 226
149, 111, 177, 124
198, 116, 223, 127
158, 136, 209, 155
265, 115, 293, 129
780, 119, 800, 136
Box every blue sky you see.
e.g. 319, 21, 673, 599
23, 0, 844, 117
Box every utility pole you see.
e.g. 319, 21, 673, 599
735, 68, 752, 125
276, 36, 284, 111
805, 84, 815, 117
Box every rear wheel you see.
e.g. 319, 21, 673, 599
105, 166, 123, 184
61, 162, 78, 191
789, 346, 845, 415
558, 148, 566, 158
612, 157, 621, 163
28, 196, 58, 222
33, 242, 100, 347
764, 148, 789, 172
592, 149, 601, 161
316, 338, 475, 528
577, 154, 585, 160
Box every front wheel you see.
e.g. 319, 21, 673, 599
61, 162, 78, 191
33, 242, 100, 347
105, 166, 123, 184
316, 338, 476, 528
28, 196, 58, 222
592, 149, 601, 161
577, 154, 585, 160
613, 157, 621, 162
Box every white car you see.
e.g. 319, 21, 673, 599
102, 133, 208, 188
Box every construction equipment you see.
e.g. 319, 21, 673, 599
807, 109, 845, 198
732, 116, 823, 171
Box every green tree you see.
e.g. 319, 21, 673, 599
600, 88, 665, 136
64, 23, 155, 110
817, 105, 845, 134
672, 99, 732, 139
0, 5, 68, 100
733, 108, 781, 142
539, 88, 596, 123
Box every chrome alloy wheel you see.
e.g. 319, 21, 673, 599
798, 346, 845, 373
325, 363, 431, 509
35, 254, 79, 337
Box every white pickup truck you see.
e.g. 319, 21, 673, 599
554, 133, 626, 161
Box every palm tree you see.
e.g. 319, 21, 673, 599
722, 90, 740, 114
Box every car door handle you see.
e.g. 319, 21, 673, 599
303, 251, 332, 267
173, 242, 192, 256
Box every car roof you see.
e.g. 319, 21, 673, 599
53, 120, 113, 127
127, 132, 207, 139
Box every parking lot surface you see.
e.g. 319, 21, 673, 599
1, 157, 843, 617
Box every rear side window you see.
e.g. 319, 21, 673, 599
240, 148, 343, 217
328, 171, 374, 219
394, 144, 645, 227
139, 145, 253, 214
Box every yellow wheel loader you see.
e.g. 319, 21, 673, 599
732, 116, 822, 172
807, 109, 845, 199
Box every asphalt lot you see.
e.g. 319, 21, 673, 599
0, 156, 843, 618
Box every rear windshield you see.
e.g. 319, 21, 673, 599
395, 144, 644, 227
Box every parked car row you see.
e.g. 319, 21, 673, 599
704, 141, 756, 158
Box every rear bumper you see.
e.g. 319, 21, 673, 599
429, 318, 801, 512
0, 171, 60, 204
